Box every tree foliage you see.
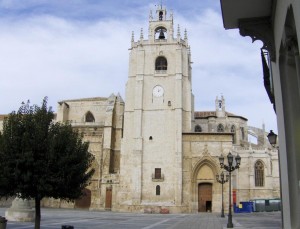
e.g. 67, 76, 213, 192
0, 98, 95, 229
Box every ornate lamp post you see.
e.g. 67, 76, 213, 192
219, 152, 241, 228
216, 171, 229, 217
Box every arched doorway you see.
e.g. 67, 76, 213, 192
192, 157, 219, 213
198, 183, 212, 212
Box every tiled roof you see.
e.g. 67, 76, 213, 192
58, 97, 108, 103
194, 111, 216, 118
194, 111, 247, 120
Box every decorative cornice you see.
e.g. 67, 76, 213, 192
239, 17, 275, 61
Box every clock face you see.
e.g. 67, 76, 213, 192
153, 85, 164, 97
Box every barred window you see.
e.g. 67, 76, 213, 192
195, 125, 202, 132
217, 124, 224, 132
255, 161, 264, 187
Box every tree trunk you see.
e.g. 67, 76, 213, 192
34, 197, 41, 229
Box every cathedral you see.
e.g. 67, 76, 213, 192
1, 5, 280, 213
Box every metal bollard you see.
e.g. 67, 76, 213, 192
61, 225, 74, 229
0, 216, 7, 229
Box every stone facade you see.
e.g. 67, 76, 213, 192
41, 95, 124, 210
0, 5, 280, 214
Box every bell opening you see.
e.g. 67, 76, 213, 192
159, 29, 165, 39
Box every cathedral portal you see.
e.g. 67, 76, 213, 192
194, 161, 217, 213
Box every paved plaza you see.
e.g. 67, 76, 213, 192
0, 208, 281, 229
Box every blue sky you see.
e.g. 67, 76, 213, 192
0, 0, 277, 133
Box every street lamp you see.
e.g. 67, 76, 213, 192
216, 171, 229, 217
267, 130, 277, 146
219, 152, 241, 228
267, 130, 283, 227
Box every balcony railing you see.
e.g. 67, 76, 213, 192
152, 174, 164, 182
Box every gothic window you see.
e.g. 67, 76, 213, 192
155, 168, 161, 179
255, 161, 264, 187
85, 111, 95, 122
156, 185, 160, 195
155, 56, 167, 70
195, 125, 202, 132
217, 124, 224, 132
231, 125, 236, 143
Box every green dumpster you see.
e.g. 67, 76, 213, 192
254, 199, 265, 212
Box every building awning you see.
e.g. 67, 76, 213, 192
220, 0, 273, 29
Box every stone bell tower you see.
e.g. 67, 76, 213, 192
118, 5, 193, 212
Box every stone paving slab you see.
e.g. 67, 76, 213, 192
0, 208, 281, 229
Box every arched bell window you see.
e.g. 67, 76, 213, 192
159, 11, 163, 21
85, 111, 95, 122
155, 56, 167, 70
155, 26, 167, 40
255, 161, 264, 187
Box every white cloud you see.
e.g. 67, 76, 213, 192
0, 4, 277, 133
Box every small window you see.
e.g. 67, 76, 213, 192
231, 125, 235, 133
156, 185, 160, 195
255, 161, 264, 187
231, 125, 236, 143
155, 168, 161, 179
195, 125, 202, 132
217, 124, 224, 132
155, 56, 167, 70
241, 127, 245, 140
85, 111, 95, 122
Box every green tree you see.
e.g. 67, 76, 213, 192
0, 98, 95, 229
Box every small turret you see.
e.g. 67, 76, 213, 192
140, 28, 144, 40
149, 10, 153, 21
216, 95, 226, 117
184, 29, 188, 40
156, 5, 167, 21
177, 24, 181, 41
131, 31, 134, 43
